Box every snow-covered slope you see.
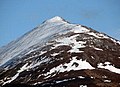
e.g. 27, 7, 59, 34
0, 16, 120, 87
0, 16, 88, 66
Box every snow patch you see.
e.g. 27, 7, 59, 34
89, 45, 103, 51
102, 75, 107, 78
80, 85, 87, 87
109, 38, 120, 45
97, 33, 109, 38
78, 76, 85, 79
69, 40, 86, 53
56, 78, 75, 83
40, 51, 47, 55
71, 25, 89, 33
90, 76, 94, 79
94, 47, 103, 51
45, 16, 65, 23
116, 40, 120, 44
52, 34, 86, 53
104, 80, 111, 83
51, 53, 59, 56
91, 56, 95, 59
87, 32, 100, 38
98, 62, 120, 74
27, 57, 50, 69
33, 82, 42, 85
87, 32, 109, 39
3, 63, 28, 85
45, 57, 94, 77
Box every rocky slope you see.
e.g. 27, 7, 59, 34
0, 16, 120, 87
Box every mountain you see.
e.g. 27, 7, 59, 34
0, 16, 120, 87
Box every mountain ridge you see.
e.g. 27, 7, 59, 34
0, 16, 120, 87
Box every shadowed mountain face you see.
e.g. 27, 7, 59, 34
0, 16, 120, 87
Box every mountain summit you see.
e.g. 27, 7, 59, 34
45, 16, 65, 23
0, 16, 120, 87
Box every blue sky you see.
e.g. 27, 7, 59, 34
0, 0, 120, 47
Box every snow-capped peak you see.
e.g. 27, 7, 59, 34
0, 16, 120, 87
45, 16, 64, 23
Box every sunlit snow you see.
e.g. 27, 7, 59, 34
3, 56, 50, 85
3, 63, 28, 85
78, 76, 85, 79
71, 25, 89, 33
45, 16, 66, 23
56, 78, 75, 84
98, 62, 120, 74
0, 16, 81, 66
94, 47, 103, 51
87, 32, 109, 39
80, 85, 87, 87
45, 57, 94, 77
104, 80, 111, 83
52, 34, 86, 53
